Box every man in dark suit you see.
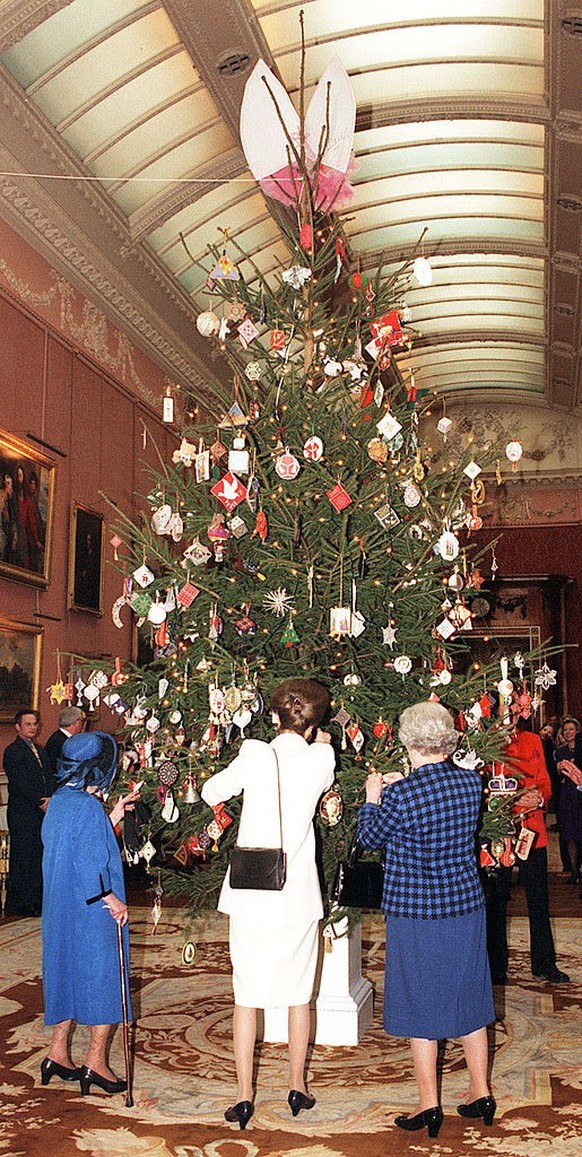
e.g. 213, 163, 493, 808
3, 709, 54, 916
44, 705, 86, 774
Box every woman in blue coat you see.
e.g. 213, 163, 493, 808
41, 731, 134, 1096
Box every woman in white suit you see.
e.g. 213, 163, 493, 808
201, 678, 335, 1129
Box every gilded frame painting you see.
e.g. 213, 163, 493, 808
0, 616, 43, 723
0, 428, 55, 589
68, 502, 105, 615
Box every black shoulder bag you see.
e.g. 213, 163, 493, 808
229, 749, 287, 891
331, 837, 384, 909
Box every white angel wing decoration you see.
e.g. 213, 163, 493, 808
240, 57, 356, 209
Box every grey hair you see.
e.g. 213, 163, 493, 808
58, 705, 86, 727
398, 701, 459, 757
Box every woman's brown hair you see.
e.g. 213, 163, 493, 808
270, 678, 330, 735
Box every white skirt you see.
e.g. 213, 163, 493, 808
229, 916, 320, 1008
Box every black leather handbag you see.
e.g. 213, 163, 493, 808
331, 838, 384, 909
229, 750, 287, 891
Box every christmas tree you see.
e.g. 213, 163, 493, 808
97, 52, 523, 914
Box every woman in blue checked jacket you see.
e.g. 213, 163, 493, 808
357, 700, 495, 1140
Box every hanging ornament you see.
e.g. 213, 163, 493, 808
497, 656, 514, 703
413, 256, 432, 286
234, 609, 256, 636
162, 387, 174, 424
269, 327, 286, 351
376, 410, 403, 442
374, 502, 400, 530
210, 471, 247, 511
505, 440, 523, 471
244, 360, 262, 381
437, 415, 453, 440
326, 482, 352, 512
263, 587, 294, 617
109, 533, 123, 560
534, 661, 557, 690
436, 527, 460, 561
303, 434, 324, 461
367, 437, 388, 463
463, 460, 482, 482
275, 449, 301, 479
133, 563, 155, 588
329, 607, 352, 638
281, 616, 300, 646
393, 655, 412, 677
196, 310, 221, 338
252, 509, 268, 541
183, 538, 212, 566
319, 785, 344, 827
402, 482, 422, 508
347, 720, 365, 753
237, 317, 260, 348
382, 622, 398, 649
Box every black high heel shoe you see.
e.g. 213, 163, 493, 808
79, 1065, 127, 1096
457, 1095, 496, 1126
394, 1107, 443, 1138
224, 1101, 253, 1129
288, 1090, 316, 1116
40, 1057, 82, 1086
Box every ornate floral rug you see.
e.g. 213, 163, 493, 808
2, 901, 582, 1157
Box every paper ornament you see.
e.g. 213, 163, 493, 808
227, 514, 248, 538
237, 317, 260, 348
376, 411, 403, 442
151, 504, 173, 534
269, 328, 286, 350
326, 482, 352, 511
244, 361, 262, 381
172, 438, 198, 466
211, 471, 247, 512
133, 564, 155, 588
436, 529, 460, 561
367, 437, 388, 463
303, 435, 324, 461
228, 448, 250, 475
319, 787, 344, 827
281, 618, 300, 646
275, 450, 301, 480
437, 415, 453, 438
402, 483, 422, 508
463, 460, 482, 481
176, 581, 200, 608
195, 450, 211, 483
374, 503, 400, 530
183, 538, 212, 566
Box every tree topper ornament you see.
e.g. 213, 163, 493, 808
239, 57, 356, 212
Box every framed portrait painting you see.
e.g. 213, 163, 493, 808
0, 428, 55, 589
0, 616, 42, 723
68, 503, 105, 615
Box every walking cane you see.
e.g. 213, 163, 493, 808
117, 922, 134, 1108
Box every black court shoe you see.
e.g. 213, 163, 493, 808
79, 1065, 127, 1096
394, 1107, 443, 1138
224, 1101, 254, 1129
40, 1057, 82, 1085
288, 1089, 316, 1116
457, 1095, 496, 1126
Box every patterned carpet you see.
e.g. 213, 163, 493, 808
2, 873, 582, 1157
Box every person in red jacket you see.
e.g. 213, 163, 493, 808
486, 711, 570, 985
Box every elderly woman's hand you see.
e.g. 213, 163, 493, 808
103, 893, 129, 926
365, 771, 384, 804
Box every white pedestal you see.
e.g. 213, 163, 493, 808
262, 919, 373, 1046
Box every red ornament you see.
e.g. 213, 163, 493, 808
299, 223, 312, 249
269, 328, 286, 351
210, 471, 247, 512
326, 482, 352, 512
252, 510, 268, 541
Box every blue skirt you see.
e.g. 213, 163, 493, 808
383, 907, 494, 1040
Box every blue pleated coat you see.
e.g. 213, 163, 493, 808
42, 788, 131, 1025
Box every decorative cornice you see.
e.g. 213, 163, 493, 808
0, 1, 72, 53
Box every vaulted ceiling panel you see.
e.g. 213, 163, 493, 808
0, 0, 579, 413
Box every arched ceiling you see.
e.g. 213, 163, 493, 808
0, 0, 580, 412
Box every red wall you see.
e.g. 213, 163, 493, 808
0, 288, 176, 750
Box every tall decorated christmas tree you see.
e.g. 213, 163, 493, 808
98, 51, 517, 915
